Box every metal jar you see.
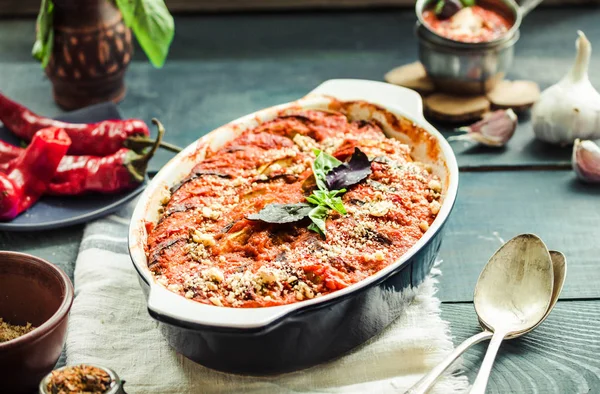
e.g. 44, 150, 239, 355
415, 0, 522, 95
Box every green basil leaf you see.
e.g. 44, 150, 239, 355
305, 194, 321, 206
307, 189, 346, 215
434, 0, 445, 14
312, 149, 342, 191
115, 0, 174, 68
247, 203, 313, 223
308, 205, 329, 236
307, 223, 323, 237
32, 0, 54, 68
328, 195, 346, 215
460, 0, 475, 6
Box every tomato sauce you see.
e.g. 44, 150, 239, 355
423, 5, 512, 43
146, 109, 443, 308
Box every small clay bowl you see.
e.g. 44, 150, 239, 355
0, 251, 73, 394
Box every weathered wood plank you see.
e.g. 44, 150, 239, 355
437, 114, 573, 170
1, 10, 600, 169
0, 225, 83, 281
437, 170, 600, 302
441, 300, 600, 393
0, 172, 596, 304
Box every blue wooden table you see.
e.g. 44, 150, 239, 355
1, 6, 599, 392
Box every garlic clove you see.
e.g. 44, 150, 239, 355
449, 109, 517, 147
572, 138, 600, 183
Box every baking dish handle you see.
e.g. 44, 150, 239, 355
146, 283, 300, 329
308, 79, 425, 122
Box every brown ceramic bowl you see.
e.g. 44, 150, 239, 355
0, 251, 74, 393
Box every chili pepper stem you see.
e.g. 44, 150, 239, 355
126, 119, 165, 183
125, 135, 183, 153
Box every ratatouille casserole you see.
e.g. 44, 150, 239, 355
146, 106, 443, 308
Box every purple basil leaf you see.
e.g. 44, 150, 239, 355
325, 148, 372, 190
436, 0, 463, 19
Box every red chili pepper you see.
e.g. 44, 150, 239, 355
0, 127, 71, 220
47, 119, 164, 195
0, 92, 150, 156
0, 139, 22, 163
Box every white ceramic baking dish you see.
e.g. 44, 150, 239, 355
128, 79, 459, 373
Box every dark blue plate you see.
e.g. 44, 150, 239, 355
0, 102, 146, 231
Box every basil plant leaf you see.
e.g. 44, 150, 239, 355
246, 203, 313, 224
32, 0, 54, 68
115, 0, 175, 68
308, 205, 329, 237
325, 148, 372, 191
312, 149, 342, 191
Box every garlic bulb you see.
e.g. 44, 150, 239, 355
532, 31, 600, 145
449, 109, 517, 147
572, 139, 600, 183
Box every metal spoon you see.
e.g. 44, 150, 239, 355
407, 236, 560, 394
469, 234, 554, 393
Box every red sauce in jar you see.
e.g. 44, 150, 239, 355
423, 5, 512, 43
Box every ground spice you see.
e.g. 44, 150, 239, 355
0, 317, 36, 342
46, 365, 112, 394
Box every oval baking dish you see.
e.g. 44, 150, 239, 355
129, 79, 459, 374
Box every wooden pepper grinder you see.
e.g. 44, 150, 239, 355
45, 0, 133, 110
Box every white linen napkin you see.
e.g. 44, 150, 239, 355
66, 204, 469, 393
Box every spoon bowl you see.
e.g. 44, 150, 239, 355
480, 250, 566, 336
474, 233, 554, 335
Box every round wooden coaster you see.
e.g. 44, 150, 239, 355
384, 62, 436, 95
487, 80, 540, 111
424, 93, 491, 123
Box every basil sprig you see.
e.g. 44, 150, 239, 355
247, 148, 372, 237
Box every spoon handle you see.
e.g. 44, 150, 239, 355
470, 329, 509, 394
406, 331, 493, 394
